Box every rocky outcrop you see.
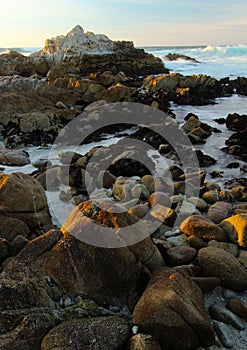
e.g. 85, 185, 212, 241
164, 53, 200, 63
0, 26, 167, 79
142, 73, 229, 105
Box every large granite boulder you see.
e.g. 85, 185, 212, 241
41, 316, 130, 350
44, 200, 164, 308
0, 172, 53, 233
198, 246, 247, 291
133, 269, 215, 350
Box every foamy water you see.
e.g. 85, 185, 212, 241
144, 44, 247, 79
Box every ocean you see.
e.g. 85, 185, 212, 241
143, 44, 247, 79
1, 44, 247, 79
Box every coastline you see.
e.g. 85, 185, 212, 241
0, 26, 246, 350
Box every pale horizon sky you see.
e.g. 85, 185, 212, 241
0, 0, 246, 47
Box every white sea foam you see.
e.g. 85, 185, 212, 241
143, 44, 247, 79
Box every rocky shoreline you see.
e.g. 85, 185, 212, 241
0, 26, 247, 350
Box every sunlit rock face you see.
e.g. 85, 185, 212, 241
40, 25, 115, 56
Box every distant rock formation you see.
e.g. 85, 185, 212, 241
39, 25, 115, 56
164, 52, 200, 63
32, 25, 139, 62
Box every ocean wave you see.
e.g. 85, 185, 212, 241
0, 47, 41, 55
143, 44, 247, 63
198, 44, 247, 61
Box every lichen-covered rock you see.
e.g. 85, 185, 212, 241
41, 316, 130, 350
133, 269, 215, 350
219, 213, 247, 248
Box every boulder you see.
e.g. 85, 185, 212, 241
180, 215, 227, 242
206, 201, 232, 223
226, 113, 247, 131
41, 316, 130, 350
198, 247, 247, 291
43, 200, 164, 308
219, 213, 247, 248
0, 173, 53, 232
166, 246, 197, 266
133, 269, 215, 350
0, 149, 30, 166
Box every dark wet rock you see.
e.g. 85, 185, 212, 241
0, 238, 10, 262
224, 130, 247, 161
232, 77, 247, 96
226, 298, 247, 321
198, 247, 247, 291
226, 113, 247, 131
191, 277, 221, 293
213, 321, 235, 348
133, 269, 215, 350
166, 246, 197, 266
164, 165, 184, 181
196, 150, 217, 167
209, 303, 245, 330
164, 53, 200, 63
213, 117, 226, 124
207, 240, 239, 257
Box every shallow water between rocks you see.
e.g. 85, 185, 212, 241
1, 94, 246, 227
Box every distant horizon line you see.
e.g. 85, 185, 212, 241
1, 43, 247, 50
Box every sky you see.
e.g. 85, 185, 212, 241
0, 0, 246, 47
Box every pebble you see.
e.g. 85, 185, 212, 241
213, 321, 235, 348
209, 304, 245, 330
